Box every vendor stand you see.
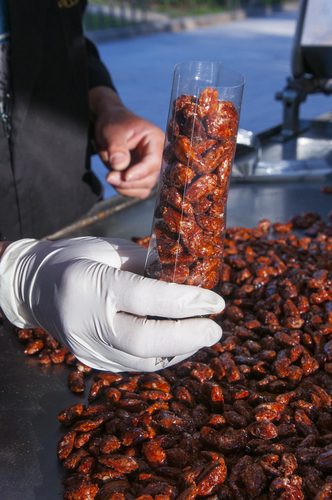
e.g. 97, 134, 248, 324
1, 0, 332, 498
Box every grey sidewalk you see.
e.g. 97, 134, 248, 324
86, 1, 300, 43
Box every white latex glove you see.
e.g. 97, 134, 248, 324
0, 237, 225, 372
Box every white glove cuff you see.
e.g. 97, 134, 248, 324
0, 239, 41, 328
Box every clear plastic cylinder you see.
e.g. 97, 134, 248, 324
144, 61, 245, 292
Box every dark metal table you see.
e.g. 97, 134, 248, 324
1, 178, 332, 499
50, 177, 332, 240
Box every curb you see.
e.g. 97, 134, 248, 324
85, 1, 299, 43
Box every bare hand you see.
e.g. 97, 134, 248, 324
89, 86, 165, 199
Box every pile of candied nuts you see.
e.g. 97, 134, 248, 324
16, 327, 93, 392
18, 210, 332, 500
145, 87, 238, 289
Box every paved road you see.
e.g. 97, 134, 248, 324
91, 8, 331, 198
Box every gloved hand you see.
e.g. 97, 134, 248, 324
0, 237, 225, 372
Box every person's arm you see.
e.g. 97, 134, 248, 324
0, 241, 12, 259
84, 37, 164, 198
89, 86, 164, 199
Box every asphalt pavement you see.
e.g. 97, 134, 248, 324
90, 6, 332, 198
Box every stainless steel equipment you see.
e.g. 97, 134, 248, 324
233, 0, 332, 181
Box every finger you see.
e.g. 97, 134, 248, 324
106, 142, 161, 185
106, 169, 158, 189
124, 151, 161, 182
111, 186, 154, 199
113, 127, 163, 183
107, 165, 158, 186
166, 351, 198, 367
53, 310, 201, 373
74, 344, 196, 373
110, 269, 225, 319
110, 150, 131, 171
108, 313, 223, 359
106, 175, 158, 199
110, 239, 148, 275
99, 146, 131, 171
103, 126, 132, 171
65, 332, 164, 372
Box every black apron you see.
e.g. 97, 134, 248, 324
0, 0, 114, 240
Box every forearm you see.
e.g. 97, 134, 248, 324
89, 86, 127, 123
0, 241, 12, 259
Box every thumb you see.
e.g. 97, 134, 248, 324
107, 129, 131, 171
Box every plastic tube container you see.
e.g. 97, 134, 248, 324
144, 61, 245, 292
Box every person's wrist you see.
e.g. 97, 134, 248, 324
89, 86, 126, 122
0, 241, 13, 259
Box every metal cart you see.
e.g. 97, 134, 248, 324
233, 0, 332, 182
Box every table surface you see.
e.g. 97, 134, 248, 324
3, 3, 332, 495
55, 177, 332, 240
1, 177, 332, 500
